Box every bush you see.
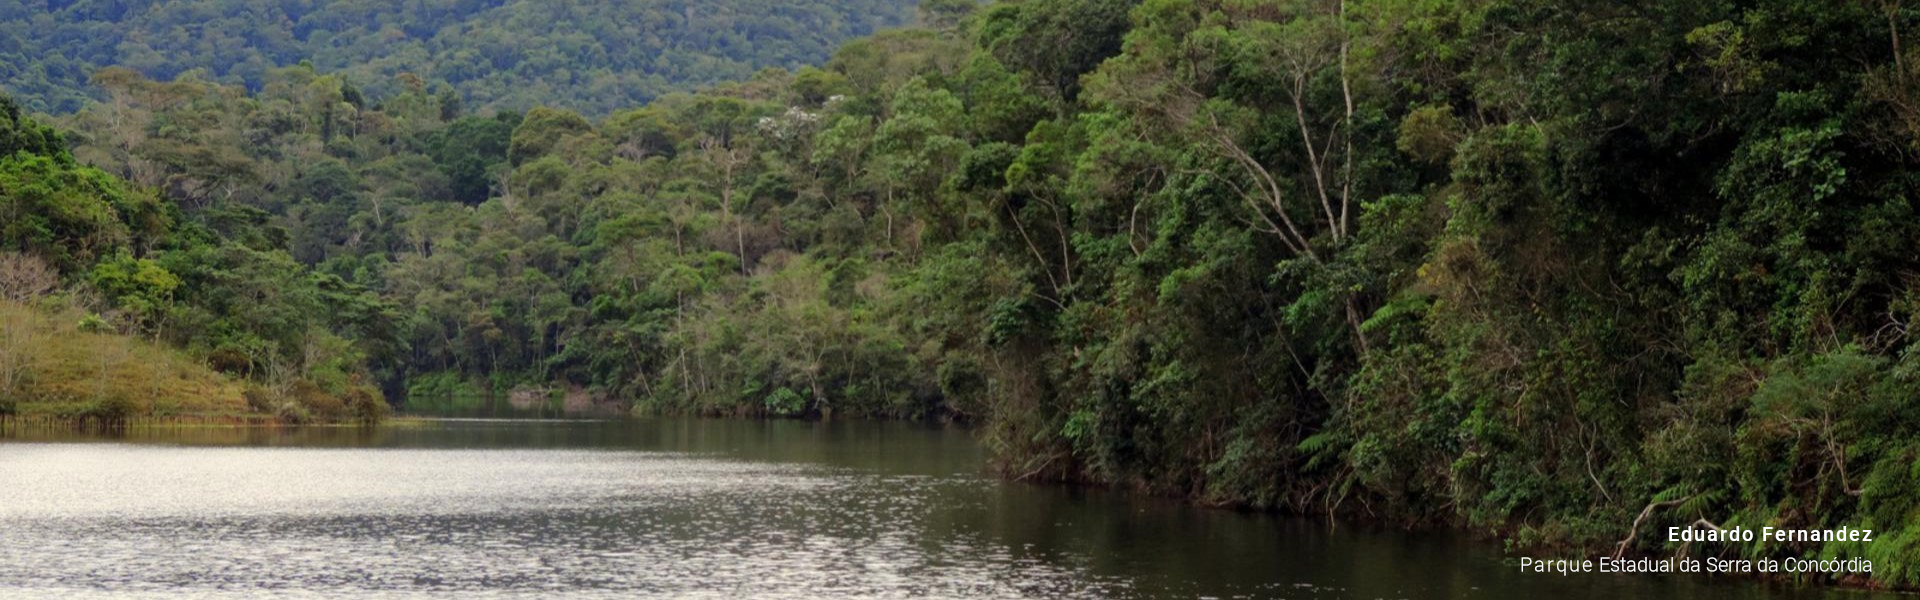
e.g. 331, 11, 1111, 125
243, 386, 275, 413
289, 378, 345, 422
344, 384, 390, 425
274, 400, 312, 425
764, 386, 807, 416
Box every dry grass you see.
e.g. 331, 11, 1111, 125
0, 301, 247, 417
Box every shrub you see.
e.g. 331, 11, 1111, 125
764, 386, 807, 416
344, 384, 390, 425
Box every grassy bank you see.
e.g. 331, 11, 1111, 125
0, 301, 248, 421
0, 300, 389, 425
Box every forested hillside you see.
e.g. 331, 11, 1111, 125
7, 0, 1920, 589
0, 0, 917, 114
0, 95, 390, 424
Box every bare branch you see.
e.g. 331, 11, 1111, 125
1615, 496, 1692, 558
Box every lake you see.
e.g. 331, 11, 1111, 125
0, 418, 1896, 599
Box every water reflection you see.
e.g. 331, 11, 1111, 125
0, 419, 1895, 599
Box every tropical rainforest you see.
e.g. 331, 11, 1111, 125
0, 0, 917, 114
4, 0, 1920, 589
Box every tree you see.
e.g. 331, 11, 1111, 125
0, 95, 65, 159
0, 252, 56, 303
979, 0, 1135, 109
507, 107, 592, 166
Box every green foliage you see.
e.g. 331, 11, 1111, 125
0, 153, 153, 272
508, 108, 593, 166
0, 90, 393, 424
425, 114, 519, 204
1396, 105, 1461, 165
0, 95, 64, 158
764, 386, 807, 416
88, 251, 180, 327
979, 0, 1135, 106
404, 371, 490, 413
11, 0, 1920, 588
1, 0, 918, 115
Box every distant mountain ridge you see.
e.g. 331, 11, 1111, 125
0, 0, 919, 115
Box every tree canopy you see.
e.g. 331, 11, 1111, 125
7, 0, 1920, 588
0, 0, 918, 115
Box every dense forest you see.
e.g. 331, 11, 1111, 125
4, 0, 1920, 589
0, 94, 390, 423
0, 0, 916, 114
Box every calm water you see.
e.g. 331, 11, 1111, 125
0, 418, 1898, 599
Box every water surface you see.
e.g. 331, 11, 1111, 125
0, 419, 1896, 599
